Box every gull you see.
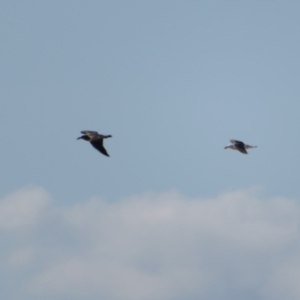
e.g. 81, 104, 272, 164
224, 139, 257, 154
77, 130, 112, 157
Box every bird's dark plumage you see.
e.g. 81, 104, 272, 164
90, 139, 110, 156
230, 140, 247, 154
77, 130, 112, 157
225, 139, 257, 154
235, 145, 248, 154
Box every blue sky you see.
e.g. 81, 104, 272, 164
1, 1, 300, 299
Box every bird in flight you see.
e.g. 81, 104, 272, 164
77, 130, 112, 157
224, 139, 257, 154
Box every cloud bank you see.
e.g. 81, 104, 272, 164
1, 187, 300, 300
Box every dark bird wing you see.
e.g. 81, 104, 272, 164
81, 130, 99, 137
230, 139, 247, 154
230, 139, 244, 145
235, 144, 248, 154
81, 130, 98, 134
90, 139, 110, 157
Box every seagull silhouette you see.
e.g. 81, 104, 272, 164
77, 130, 112, 157
224, 139, 257, 154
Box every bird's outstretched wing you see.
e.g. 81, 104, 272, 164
235, 145, 248, 154
81, 130, 99, 136
230, 139, 244, 145
230, 140, 247, 154
90, 139, 110, 157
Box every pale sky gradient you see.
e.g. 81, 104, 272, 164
1, 1, 300, 299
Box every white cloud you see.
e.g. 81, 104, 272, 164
1, 187, 300, 300
0, 187, 49, 230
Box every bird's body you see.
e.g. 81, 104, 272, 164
77, 130, 112, 156
224, 139, 257, 154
